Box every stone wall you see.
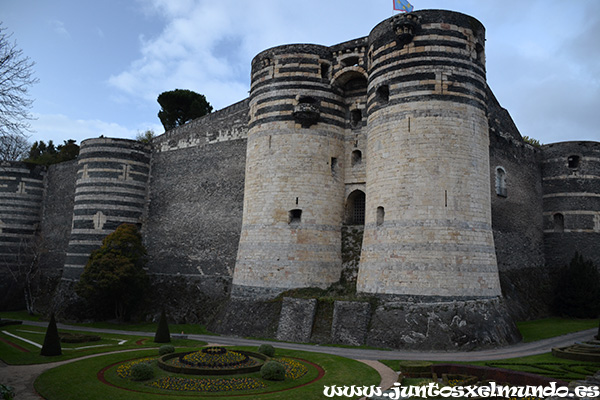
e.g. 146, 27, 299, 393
153, 99, 249, 152
34, 160, 78, 313
487, 89, 548, 319
143, 138, 247, 313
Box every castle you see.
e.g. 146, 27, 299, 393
1, 10, 599, 350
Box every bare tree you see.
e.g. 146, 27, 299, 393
0, 22, 38, 154
0, 133, 29, 161
2, 235, 45, 314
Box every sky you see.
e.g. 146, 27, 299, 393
2, 0, 599, 147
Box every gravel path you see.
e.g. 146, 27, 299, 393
0, 320, 596, 399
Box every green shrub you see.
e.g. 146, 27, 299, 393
40, 313, 62, 357
131, 363, 154, 381
258, 343, 275, 357
554, 252, 600, 318
158, 344, 175, 355
59, 332, 101, 343
154, 309, 171, 343
260, 361, 286, 381
0, 384, 15, 400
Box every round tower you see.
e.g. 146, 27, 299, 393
357, 10, 502, 298
0, 162, 45, 306
62, 138, 151, 281
542, 141, 600, 269
232, 44, 346, 298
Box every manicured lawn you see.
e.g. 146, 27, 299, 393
0, 310, 213, 335
0, 324, 205, 365
516, 317, 598, 342
35, 347, 381, 400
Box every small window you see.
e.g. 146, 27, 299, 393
350, 109, 362, 128
331, 157, 338, 175
376, 206, 385, 226
568, 155, 580, 169
351, 150, 362, 167
298, 96, 317, 105
377, 85, 389, 103
320, 63, 330, 80
553, 213, 564, 233
289, 209, 302, 224
495, 167, 507, 197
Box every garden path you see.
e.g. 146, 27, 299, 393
0, 322, 596, 399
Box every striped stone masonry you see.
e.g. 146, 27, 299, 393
542, 141, 600, 268
62, 138, 151, 280
357, 10, 501, 298
0, 162, 45, 268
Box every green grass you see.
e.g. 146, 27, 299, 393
35, 347, 381, 400
0, 310, 213, 335
0, 324, 206, 365
516, 317, 598, 342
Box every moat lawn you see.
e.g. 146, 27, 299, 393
33, 347, 380, 400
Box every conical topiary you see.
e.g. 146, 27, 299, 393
154, 309, 171, 343
40, 313, 62, 356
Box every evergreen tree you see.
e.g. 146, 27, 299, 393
554, 252, 600, 318
75, 224, 148, 321
154, 309, 171, 343
157, 89, 212, 131
40, 313, 61, 356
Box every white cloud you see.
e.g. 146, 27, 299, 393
29, 113, 162, 145
48, 20, 69, 38
106, 0, 599, 144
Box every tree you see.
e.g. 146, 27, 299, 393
522, 136, 541, 147
24, 139, 79, 165
0, 133, 29, 161
2, 235, 46, 315
157, 89, 212, 131
40, 312, 62, 356
0, 23, 38, 143
554, 252, 600, 318
75, 224, 148, 321
136, 129, 155, 144
154, 309, 171, 343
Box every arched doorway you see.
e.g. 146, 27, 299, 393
345, 190, 366, 225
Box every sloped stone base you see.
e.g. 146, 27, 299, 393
366, 296, 521, 350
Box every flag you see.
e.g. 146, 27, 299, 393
393, 0, 414, 12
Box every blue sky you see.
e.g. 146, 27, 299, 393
2, 0, 599, 146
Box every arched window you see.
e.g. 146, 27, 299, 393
351, 150, 362, 167
495, 167, 507, 197
345, 190, 365, 225
350, 109, 362, 128
553, 213, 564, 233
376, 206, 385, 226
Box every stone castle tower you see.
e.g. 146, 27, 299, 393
2, 9, 598, 350
233, 10, 502, 300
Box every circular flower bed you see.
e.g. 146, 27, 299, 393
180, 346, 253, 368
